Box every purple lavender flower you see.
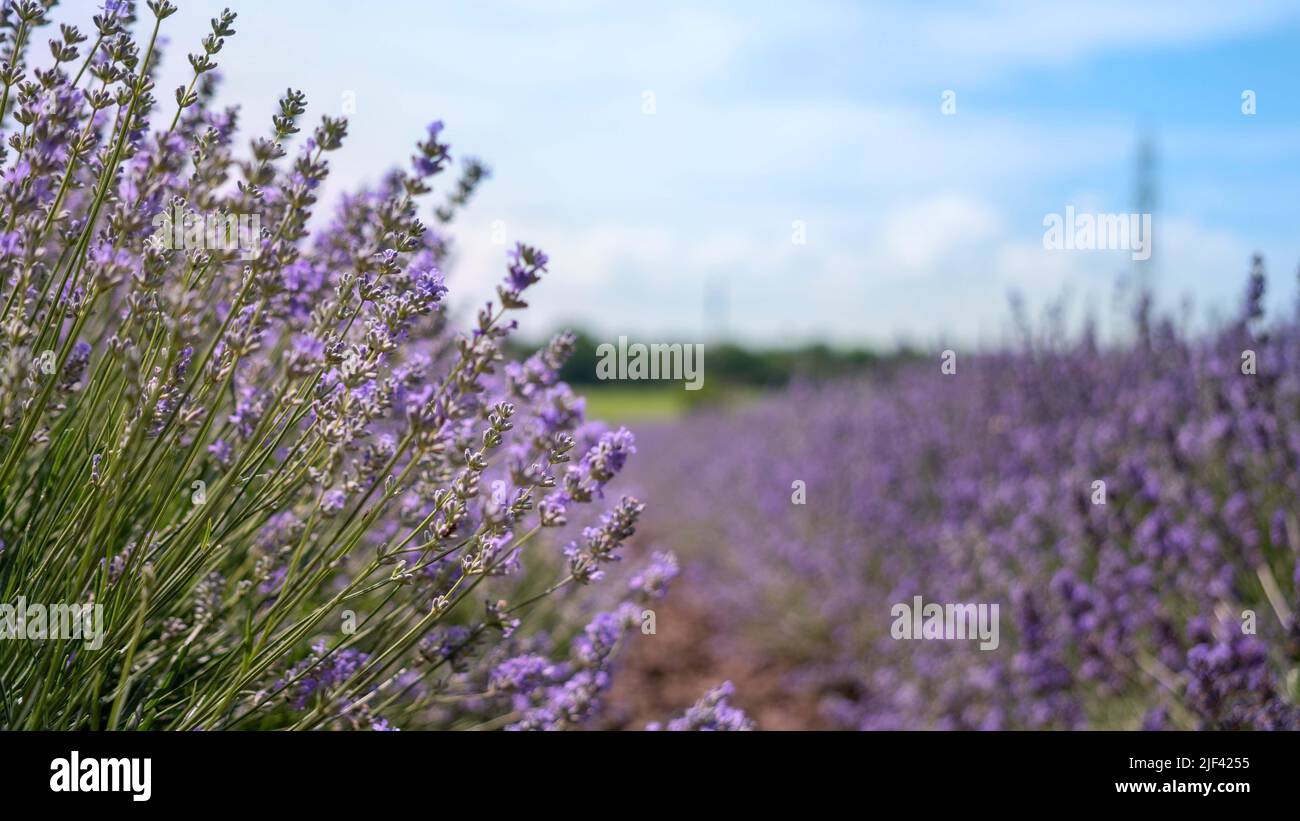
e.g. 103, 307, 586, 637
648, 682, 755, 731
628, 551, 679, 600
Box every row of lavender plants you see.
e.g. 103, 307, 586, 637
0, 1, 749, 731
637, 264, 1300, 729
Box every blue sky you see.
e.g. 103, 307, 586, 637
61, 0, 1300, 347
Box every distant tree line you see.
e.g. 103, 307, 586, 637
509, 331, 924, 390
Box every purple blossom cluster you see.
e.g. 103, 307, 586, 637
634, 267, 1300, 730
0, 1, 732, 731
647, 681, 754, 731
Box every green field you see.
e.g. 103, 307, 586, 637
579, 384, 765, 424
581, 386, 690, 423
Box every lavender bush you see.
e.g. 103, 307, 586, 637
636, 264, 1300, 729
0, 0, 745, 731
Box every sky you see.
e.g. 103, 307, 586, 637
55, 0, 1300, 348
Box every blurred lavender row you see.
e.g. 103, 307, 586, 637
632, 264, 1300, 730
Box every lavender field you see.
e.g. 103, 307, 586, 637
613, 272, 1300, 730
1, 1, 1299, 779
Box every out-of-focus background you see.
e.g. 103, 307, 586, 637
67, 0, 1300, 342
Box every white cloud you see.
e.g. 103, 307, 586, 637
881, 194, 1001, 272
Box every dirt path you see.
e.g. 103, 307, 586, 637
602, 578, 831, 730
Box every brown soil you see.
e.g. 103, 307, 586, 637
601, 578, 831, 730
